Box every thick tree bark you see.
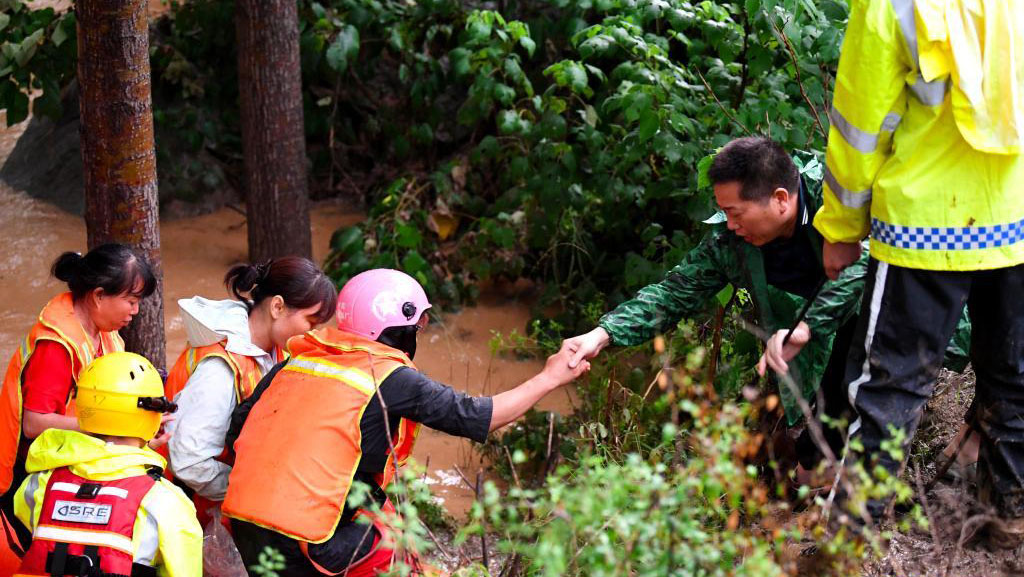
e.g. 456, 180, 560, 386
77, 0, 166, 369
235, 0, 312, 262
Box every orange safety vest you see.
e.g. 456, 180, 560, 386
165, 342, 268, 406
0, 293, 123, 494
162, 340, 278, 519
222, 327, 421, 543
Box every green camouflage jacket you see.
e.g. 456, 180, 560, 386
599, 161, 970, 424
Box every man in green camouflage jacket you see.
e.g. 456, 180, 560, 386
563, 137, 971, 469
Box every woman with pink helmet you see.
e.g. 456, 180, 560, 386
222, 268, 590, 576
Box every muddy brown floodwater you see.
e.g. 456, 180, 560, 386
0, 125, 569, 519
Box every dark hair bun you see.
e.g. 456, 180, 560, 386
224, 263, 262, 302
223, 257, 337, 325
50, 244, 157, 301
51, 252, 84, 283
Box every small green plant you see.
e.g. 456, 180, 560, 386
249, 546, 286, 577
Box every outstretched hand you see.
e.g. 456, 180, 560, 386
148, 413, 176, 451
543, 347, 591, 387
560, 327, 611, 369
756, 322, 810, 377
489, 348, 592, 433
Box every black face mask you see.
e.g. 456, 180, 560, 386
377, 325, 419, 360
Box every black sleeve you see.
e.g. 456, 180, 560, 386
378, 367, 493, 443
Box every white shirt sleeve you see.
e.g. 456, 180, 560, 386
167, 357, 237, 501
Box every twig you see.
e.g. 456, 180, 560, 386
420, 518, 469, 565
327, 74, 342, 192
452, 464, 475, 491
341, 520, 377, 577
955, 514, 1000, 562
731, 11, 752, 110
366, 354, 404, 509
225, 203, 246, 217
925, 418, 976, 494
476, 470, 490, 570
736, 318, 871, 530
706, 290, 738, 387
641, 370, 662, 401
656, 338, 683, 467
694, 68, 752, 135
498, 553, 521, 577
767, 17, 827, 143
913, 462, 943, 559
545, 411, 555, 467
503, 445, 522, 489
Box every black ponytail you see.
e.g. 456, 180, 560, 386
224, 257, 337, 324
52, 244, 157, 301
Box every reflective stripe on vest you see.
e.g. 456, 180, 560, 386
891, 0, 949, 106
17, 467, 156, 574
222, 328, 419, 543
166, 343, 266, 405
824, 165, 873, 209
827, 109, 903, 154
0, 293, 123, 494
31, 525, 134, 555
282, 357, 377, 396
49, 482, 130, 499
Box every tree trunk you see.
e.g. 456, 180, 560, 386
77, 0, 166, 369
235, 0, 312, 262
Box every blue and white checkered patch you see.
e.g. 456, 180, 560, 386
871, 218, 1024, 251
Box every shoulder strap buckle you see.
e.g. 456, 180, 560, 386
75, 484, 101, 499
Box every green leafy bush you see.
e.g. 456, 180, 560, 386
386, 329, 915, 576
0, 0, 846, 325
0, 0, 76, 126
319, 0, 848, 332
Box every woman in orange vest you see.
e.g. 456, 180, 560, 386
223, 269, 591, 576
0, 244, 156, 562
164, 257, 336, 525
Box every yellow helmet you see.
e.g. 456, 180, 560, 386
76, 352, 172, 440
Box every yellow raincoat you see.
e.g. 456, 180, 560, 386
814, 0, 1024, 271
13, 429, 202, 577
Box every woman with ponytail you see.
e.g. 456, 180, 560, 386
0, 243, 156, 559
164, 257, 337, 524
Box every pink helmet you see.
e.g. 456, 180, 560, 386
336, 269, 432, 339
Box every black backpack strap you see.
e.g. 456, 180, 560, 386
45, 543, 69, 576
225, 358, 289, 453
144, 466, 164, 482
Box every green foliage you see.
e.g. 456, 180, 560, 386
249, 546, 286, 577
149, 0, 238, 201
459, 331, 911, 576
318, 0, 848, 333
0, 1, 76, 126
0, 0, 846, 319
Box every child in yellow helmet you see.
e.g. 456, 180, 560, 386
10, 352, 201, 577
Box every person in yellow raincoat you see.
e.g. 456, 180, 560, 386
816, 0, 1024, 543
11, 352, 201, 576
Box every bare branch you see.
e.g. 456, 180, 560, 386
695, 68, 753, 136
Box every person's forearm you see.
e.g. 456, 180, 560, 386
489, 374, 559, 432
23, 410, 79, 439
